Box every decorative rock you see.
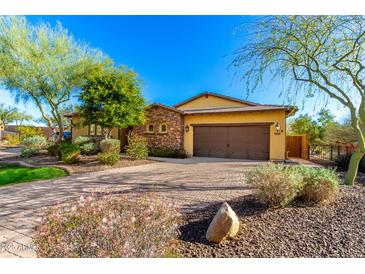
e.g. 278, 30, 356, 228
206, 202, 239, 243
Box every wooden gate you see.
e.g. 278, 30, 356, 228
286, 134, 309, 159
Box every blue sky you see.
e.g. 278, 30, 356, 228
0, 15, 349, 124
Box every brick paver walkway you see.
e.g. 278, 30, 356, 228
0, 160, 254, 258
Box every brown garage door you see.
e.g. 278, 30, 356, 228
193, 124, 270, 160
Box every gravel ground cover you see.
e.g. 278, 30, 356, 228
178, 185, 365, 258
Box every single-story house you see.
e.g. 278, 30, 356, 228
65, 92, 297, 161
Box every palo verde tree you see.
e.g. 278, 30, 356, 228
232, 16, 365, 185
79, 64, 146, 139
0, 16, 102, 143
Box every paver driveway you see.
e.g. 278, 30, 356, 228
0, 159, 258, 258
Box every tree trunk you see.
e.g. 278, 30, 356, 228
344, 150, 363, 186
55, 126, 64, 144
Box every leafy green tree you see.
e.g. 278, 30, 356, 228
288, 114, 321, 144
316, 109, 335, 138
323, 118, 358, 145
233, 16, 365, 185
79, 65, 146, 139
0, 104, 18, 128
11, 111, 32, 126
0, 16, 102, 143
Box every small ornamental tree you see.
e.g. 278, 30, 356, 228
79, 65, 146, 139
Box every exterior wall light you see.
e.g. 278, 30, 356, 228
275, 122, 281, 134
185, 125, 190, 133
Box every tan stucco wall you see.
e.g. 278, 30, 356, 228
71, 116, 119, 142
176, 94, 249, 110
183, 110, 287, 160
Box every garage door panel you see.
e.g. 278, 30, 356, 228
194, 125, 270, 160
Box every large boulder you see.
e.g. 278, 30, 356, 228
206, 202, 239, 243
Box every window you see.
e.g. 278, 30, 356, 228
146, 124, 154, 133
159, 123, 168, 134
96, 125, 102, 136
89, 124, 95, 136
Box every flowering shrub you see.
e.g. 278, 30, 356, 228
3, 133, 20, 145
126, 132, 148, 160
34, 194, 180, 258
100, 139, 120, 153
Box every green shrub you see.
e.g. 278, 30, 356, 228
246, 163, 304, 208
22, 135, 48, 150
126, 132, 148, 160
294, 166, 340, 204
46, 142, 59, 156
20, 147, 38, 158
34, 194, 180, 258
58, 143, 80, 164
74, 136, 91, 146
3, 133, 20, 145
99, 139, 120, 153
335, 154, 365, 173
148, 147, 187, 158
97, 152, 120, 165
80, 142, 99, 156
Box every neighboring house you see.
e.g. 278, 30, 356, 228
65, 92, 297, 160
3, 125, 55, 139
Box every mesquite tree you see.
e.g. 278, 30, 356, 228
0, 16, 102, 143
232, 16, 365, 185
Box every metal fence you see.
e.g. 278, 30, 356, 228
309, 144, 355, 161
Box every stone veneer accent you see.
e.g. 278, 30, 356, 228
133, 105, 184, 149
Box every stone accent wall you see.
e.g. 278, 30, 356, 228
133, 105, 184, 149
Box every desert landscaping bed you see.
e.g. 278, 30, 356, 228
178, 185, 365, 258
1, 153, 154, 174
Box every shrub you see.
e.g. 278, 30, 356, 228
246, 163, 304, 208
80, 142, 99, 156
97, 152, 120, 165
46, 142, 59, 156
17, 126, 44, 141
148, 147, 188, 158
22, 135, 48, 150
58, 143, 80, 164
34, 194, 180, 258
99, 139, 120, 154
3, 133, 20, 145
335, 154, 365, 173
20, 147, 38, 158
74, 136, 91, 146
126, 132, 148, 160
295, 167, 340, 204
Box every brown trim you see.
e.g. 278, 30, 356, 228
191, 122, 274, 127
184, 107, 292, 115
174, 92, 260, 108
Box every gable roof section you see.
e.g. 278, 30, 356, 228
148, 103, 184, 114
174, 91, 260, 108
